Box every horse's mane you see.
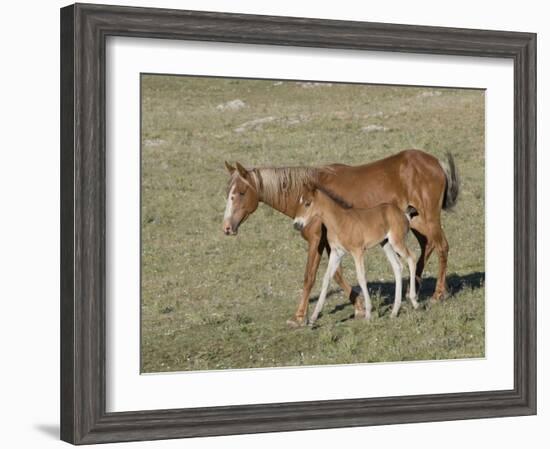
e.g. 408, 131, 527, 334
248, 165, 334, 205
315, 185, 353, 209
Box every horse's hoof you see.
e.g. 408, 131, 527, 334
430, 290, 449, 303
364, 313, 372, 321
408, 296, 420, 309
286, 317, 307, 328
429, 296, 444, 304
354, 309, 366, 319
390, 311, 398, 319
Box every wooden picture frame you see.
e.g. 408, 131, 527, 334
60, 3, 536, 444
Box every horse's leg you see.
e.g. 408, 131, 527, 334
406, 251, 419, 308
428, 221, 449, 301
388, 236, 419, 310
325, 241, 365, 318
382, 243, 403, 318
351, 252, 372, 320
310, 249, 344, 324
333, 268, 365, 318
410, 217, 434, 294
286, 221, 324, 328
412, 212, 448, 301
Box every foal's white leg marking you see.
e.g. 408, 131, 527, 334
388, 233, 419, 310
310, 249, 343, 324
223, 186, 235, 221
352, 253, 372, 320
406, 253, 419, 309
383, 243, 403, 318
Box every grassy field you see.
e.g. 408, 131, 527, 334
140, 75, 485, 373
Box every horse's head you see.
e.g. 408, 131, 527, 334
222, 161, 260, 236
293, 187, 318, 232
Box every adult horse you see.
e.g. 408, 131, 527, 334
222, 150, 459, 327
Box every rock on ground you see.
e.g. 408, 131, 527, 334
362, 124, 390, 133
216, 99, 246, 111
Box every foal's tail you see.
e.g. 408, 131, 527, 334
439, 152, 460, 210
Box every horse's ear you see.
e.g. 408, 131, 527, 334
225, 161, 236, 174
304, 180, 316, 192
310, 185, 319, 197
235, 162, 248, 178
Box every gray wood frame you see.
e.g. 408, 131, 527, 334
60, 3, 537, 445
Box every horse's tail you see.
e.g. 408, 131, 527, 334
404, 205, 418, 222
439, 152, 460, 210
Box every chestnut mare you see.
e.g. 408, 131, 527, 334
222, 149, 459, 327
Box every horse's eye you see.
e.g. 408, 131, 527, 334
305, 201, 311, 207
239, 191, 245, 196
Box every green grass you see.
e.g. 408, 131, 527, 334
141, 75, 485, 373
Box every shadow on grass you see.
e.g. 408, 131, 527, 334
309, 272, 485, 319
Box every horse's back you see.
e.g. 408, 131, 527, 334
345, 149, 440, 173
320, 149, 446, 212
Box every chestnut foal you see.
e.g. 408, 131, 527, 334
293, 187, 418, 324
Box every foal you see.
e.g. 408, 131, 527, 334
293, 187, 418, 324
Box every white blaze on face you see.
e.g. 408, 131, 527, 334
224, 185, 235, 222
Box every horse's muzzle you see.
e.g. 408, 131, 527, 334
223, 222, 238, 236
293, 221, 304, 231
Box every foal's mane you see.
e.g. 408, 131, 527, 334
315, 185, 353, 209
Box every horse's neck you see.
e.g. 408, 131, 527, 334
252, 168, 301, 218
316, 193, 347, 234
259, 192, 298, 218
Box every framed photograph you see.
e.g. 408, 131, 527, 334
60, 3, 536, 445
